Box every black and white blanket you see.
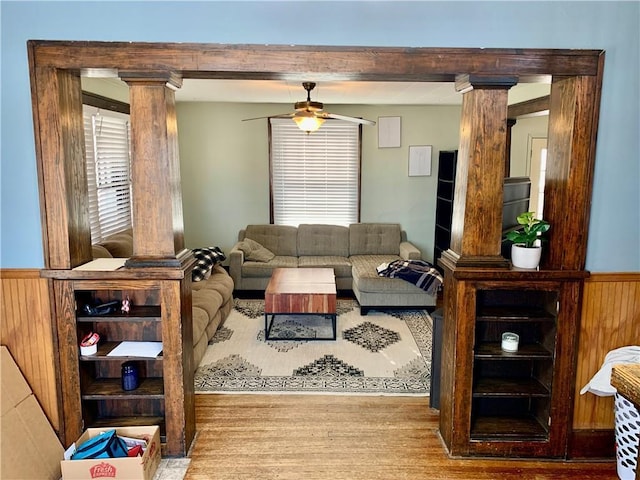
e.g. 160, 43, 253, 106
376, 259, 443, 296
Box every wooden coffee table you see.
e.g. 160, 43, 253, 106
264, 268, 337, 341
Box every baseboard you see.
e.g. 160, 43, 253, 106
568, 429, 615, 459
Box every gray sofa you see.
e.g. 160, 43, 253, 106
229, 223, 438, 313
92, 230, 234, 369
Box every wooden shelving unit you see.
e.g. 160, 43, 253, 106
438, 268, 587, 457
470, 288, 557, 444
45, 268, 195, 457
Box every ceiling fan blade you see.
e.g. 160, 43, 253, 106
242, 113, 294, 121
323, 112, 376, 126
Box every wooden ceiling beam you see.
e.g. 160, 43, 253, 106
28, 42, 603, 79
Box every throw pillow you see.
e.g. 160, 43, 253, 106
192, 247, 226, 282
237, 238, 275, 262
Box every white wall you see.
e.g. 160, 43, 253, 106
510, 115, 550, 178
177, 102, 461, 262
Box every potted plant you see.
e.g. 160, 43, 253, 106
504, 212, 551, 269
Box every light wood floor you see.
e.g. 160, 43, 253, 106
185, 394, 617, 480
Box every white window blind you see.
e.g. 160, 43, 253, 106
82, 105, 132, 243
269, 118, 360, 227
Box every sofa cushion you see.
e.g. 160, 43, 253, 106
92, 244, 113, 259
99, 232, 134, 257
298, 256, 352, 277
349, 223, 401, 255
243, 225, 298, 257
350, 254, 427, 293
237, 238, 276, 262
241, 256, 298, 277
192, 266, 234, 303
192, 306, 210, 345
297, 224, 349, 257
192, 288, 224, 321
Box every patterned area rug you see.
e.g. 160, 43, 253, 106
195, 298, 433, 395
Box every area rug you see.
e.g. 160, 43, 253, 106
194, 298, 433, 395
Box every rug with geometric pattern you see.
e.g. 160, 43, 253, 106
194, 298, 432, 396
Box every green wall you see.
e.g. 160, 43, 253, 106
176, 102, 462, 262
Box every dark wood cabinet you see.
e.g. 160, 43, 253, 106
437, 267, 587, 457
471, 287, 557, 443
433, 150, 457, 269
46, 267, 195, 457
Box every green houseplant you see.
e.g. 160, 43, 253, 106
505, 212, 550, 269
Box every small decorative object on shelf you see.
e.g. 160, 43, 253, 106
121, 296, 131, 314
121, 361, 139, 391
501, 332, 519, 352
504, 211, 551, 269
82, 300, 120, 316
79, 331, 100, 355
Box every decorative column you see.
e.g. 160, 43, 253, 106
440, 74, 518, 269
121, 71, 188, 268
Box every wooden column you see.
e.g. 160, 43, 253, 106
441, 74, 517, 269
121, 72, 188, 268
30, 66, 91, 269
543, 74, 601, 271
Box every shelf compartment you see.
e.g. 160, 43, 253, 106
81, 377, 164, 399
475, 342, 552, 359
80, 341, 164, 360
88, 415, 165, 429
471, 415, 549, 440
76, 305, 162, 322
473, 377, 550, 397
476, 306, 555, 322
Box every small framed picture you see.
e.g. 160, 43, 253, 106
408, 145, 432, 176
378, 116, 401, 148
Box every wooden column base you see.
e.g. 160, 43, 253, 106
440, 249, 510, 270
125, 248, 193, 269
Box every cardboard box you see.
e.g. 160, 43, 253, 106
0, 345, 64, 480
61, 425, 161, 480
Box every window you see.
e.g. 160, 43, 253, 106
269, 118, 361, 227
82, 105, 132, 243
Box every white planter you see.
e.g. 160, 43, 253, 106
511, 244, 542, 269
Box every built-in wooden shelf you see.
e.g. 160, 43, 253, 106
473, 377, 550, 397
81, 377, 164, 399
471, 416, 548, 439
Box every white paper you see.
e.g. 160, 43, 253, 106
408, 145, 432, 176
378, 116, 401, 148
107, 341, 163, 358
74, 258, 127, 271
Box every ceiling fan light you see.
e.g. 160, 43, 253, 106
293, 115, 325, 133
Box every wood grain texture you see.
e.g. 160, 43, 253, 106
612, 365, 640, 408
186, 394, 617, 480
28, 42, 603, 78
544, 74, 601, 270
160, 279, 196, 457
449, 85, 512, 264
0, 269, 60, 432
124, 76, 185, 262
265, 268, 336, 314
573, 273, 640, 430
438, 268, 584, 458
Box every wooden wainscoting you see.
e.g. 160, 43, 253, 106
0, 269, 60, 432
570, 272, 640, 458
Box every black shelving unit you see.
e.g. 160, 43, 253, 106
433, 150, 458, 270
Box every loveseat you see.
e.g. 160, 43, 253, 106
92, 231, 234, 369
229, 223, 438, 313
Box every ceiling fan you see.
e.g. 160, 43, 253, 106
242, 82, 376, 133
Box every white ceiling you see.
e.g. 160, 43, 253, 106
86, 77, 551, 106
